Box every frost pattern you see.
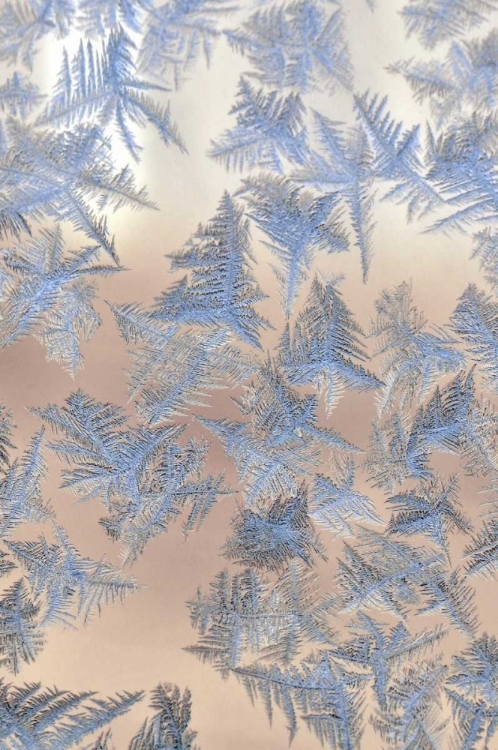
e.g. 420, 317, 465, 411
0, 1, 497, 749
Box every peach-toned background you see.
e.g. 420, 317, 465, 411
1, 1, 498, 747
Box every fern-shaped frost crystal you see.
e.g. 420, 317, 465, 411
139, 0, 237, 89
390, 31, 498, 127
0, 226, 120, 374
199, 415, 320, 508
0, 428, 53, 537
111, 308, 256, 424
7, 526, 139, 626
0, 579, 45, 674
371, 656, 448, 748
234, 358, 359, 454
426, 114, 498, 235
129, 682, 199, 750
223, 485, 325, 572
401, 0, 498, 49
33, 391, 227, 563
0, 121, 154, 260
331, 613, 447, 710
451, 284, 498, 394
387, 474, 471, 557
310, 457, 382, 537
365, 411, 431, 492
446, 634, 498, 749
38, 32, 185, 161
0, 0, 76, 68
366, 370, 498, 490
186, 563, 335, 671
0, 679, 143, 749
155, 192, 271, 348
371, 281, 464, 414
354, 91, 442, 220
0, 72, 42, 118
227, 1, 353, 93
278, 276, 381, 413
335, 529, 444, 619
241, 175, 348, 315
198, 357, 359, 509
233, 651, 368, 749
464, 518, 498, 577
472, 228, 498, 293
294, 115, 376, 281
78, 0, 152, 36
410, 560, 478, 638
209, 79, 308, 172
